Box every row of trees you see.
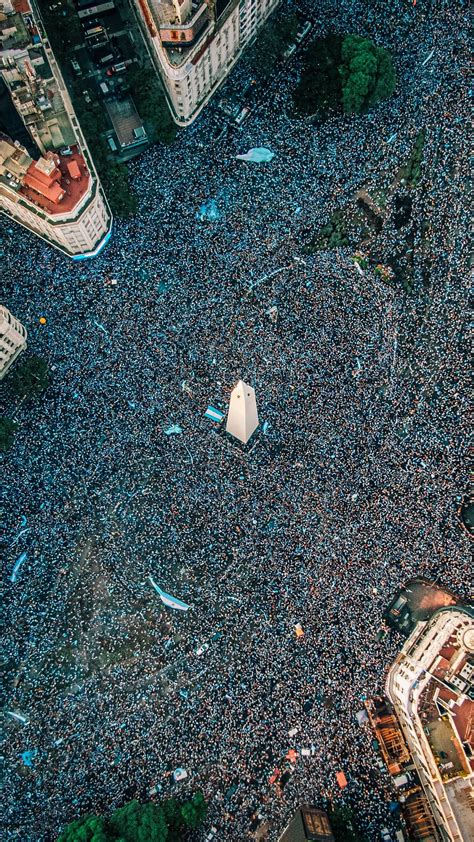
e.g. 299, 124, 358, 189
58, 794, 207, 842
294, 33, 396, 116
0, 356, 49, 452
37, 0, 176, 219
128, 69, 177, 147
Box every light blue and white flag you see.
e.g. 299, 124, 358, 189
204, 405, 224, 423
236, 147, 275, 163
149, 575, 190, 611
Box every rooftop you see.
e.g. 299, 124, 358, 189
278, 807, 334, 842
104, 97, 147, 149
18, 145, 91, 214
0, 11, 30, 51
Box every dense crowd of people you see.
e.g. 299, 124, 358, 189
2, 0, 470, 839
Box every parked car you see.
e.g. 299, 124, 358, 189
234, 106, 250, 126
82, 90, 92, 103
218, 98, 239, 119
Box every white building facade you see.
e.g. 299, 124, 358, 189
0, 136, 112, 259
386, 607, 474, 842
133, 0, 280, 124
0, 0, 112, 258
0, 306, 27, 380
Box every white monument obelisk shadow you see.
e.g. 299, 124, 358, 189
226, 380, 259, 444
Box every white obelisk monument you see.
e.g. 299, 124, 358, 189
226, 380, 259, 444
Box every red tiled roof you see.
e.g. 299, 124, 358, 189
14, 0, 32, 13
23, 171, 65, 203
26, 161, 61, 186
67, 159, 81, 179
19, 145, 90, 214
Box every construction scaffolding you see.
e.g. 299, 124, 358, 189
403, 791, 440, 841
365, 697, 411, 773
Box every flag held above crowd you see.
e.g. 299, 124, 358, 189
149, 575, 191, 611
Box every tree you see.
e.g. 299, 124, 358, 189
328, 805, 368, 842
340, 35, 396, 114
0, 417, 18, 452
294, 33, 395, 117
110, 800, 168, 842
180, 791, 207, 829
12, 356, 49, 398
128, 69, 177, 146
161, 798, 183, 834
57, 815, 112, 842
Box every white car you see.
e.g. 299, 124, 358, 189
195, 642, 209, 656
205, 828, 218, 841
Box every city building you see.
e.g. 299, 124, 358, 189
0, 305, 27, 380
0, 0, 112, 257
105, 96, 147, 152
132, 0, 281, 124
386, 605, 474, 841
278, 806, 334, 842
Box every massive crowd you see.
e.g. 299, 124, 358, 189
2, 0, 470, 839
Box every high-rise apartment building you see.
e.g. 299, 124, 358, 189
0, 0, 112, 257
0, 305, 27, 380
133, 0, 280, 124
386, 606, 474, 841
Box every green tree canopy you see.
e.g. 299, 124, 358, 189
180, 791, 207, 829
340, 35, 396, 113
57, 794, 207, 842
109, 800, 168, 842
12, 356, 49, 398
294, 33, 395, 116
57, 815, 112, 842
0, 417, 18, 452
128, 69, 177, 146
328, 805, 369, 842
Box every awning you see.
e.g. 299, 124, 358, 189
336, 770, 348, 788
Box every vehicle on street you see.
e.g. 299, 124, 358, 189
218, 98, 239, 119
234, 106, 250, 126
